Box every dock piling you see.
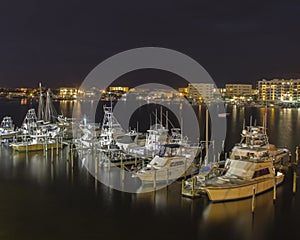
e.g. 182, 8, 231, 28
191, 177, 195, 196
51, 147, 54, 163
56, 137, 59, 156
153, 170, 157, 190
293, 170, 297, 194
252, 187, 256, 213
166, 168, 169, 186
273, 177, 277, 203
121, 163, 125, 182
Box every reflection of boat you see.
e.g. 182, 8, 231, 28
133, 143, 197, 183
0, 116, 18, 140
182, 148, 284, 201
201, 190, 276, 239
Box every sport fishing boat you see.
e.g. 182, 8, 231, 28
133, 143, 198, 183
182, 147, 284, 201
10, 135, 58, 152
0, 116, 18, 140
10, 108, 61, 152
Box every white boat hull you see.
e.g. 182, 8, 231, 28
183, 175, 284, 202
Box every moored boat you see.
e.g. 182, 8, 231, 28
10, 137, 59, 152
182, 148, 284, 201
133, 143, 198, 183
0, 116, 18, 140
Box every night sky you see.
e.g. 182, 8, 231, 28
1, 0, 300, 88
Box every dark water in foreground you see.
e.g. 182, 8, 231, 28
0, 99, 300, 240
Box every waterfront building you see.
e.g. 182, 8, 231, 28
178, 87, 188, 97
59, 88, 78, 99
109, 86, 129, 93
257, 79, 300, 102
187, 83, 216, 101
225, 84, 253, 98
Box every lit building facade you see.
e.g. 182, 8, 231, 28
109, 86, 129, 93
59, 88, 78, 99
178, 87, 188, 97
225, 84, 253, 98
187, 83, 215, 101
258, 79, 300, 102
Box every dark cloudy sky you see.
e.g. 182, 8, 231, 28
0, 0, 300, 88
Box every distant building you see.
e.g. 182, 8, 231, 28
225, 84, 252, 98
216, 88, 226, 98
187, 83, 215, 101
109, 86, 129, 93
178, 87, 188, 97
257, 79, 300, 102
59, 88, 78, 99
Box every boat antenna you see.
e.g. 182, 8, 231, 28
166, 111, 168, 130
37, 82, 44, 121
264, 104, 267, 134
160, 106, 163, 127
110, 93, 113, 109
205, 107, 209, 166
155, 108, 158, 130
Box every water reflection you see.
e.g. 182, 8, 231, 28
199, 190, 278, 240
1, 100, 300, 240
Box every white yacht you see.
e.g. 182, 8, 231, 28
182, 147, 284, 201
0, 116, 18, 140
10, 109, 60, 152
133, 143, 197, 183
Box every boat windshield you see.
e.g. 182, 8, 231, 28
158, 144, 181, 157
225, 160, 255, 179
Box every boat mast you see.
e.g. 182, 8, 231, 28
160, 106, 163, 127
264, 105, 267, 134
44, 89, 58, 123
155, 108, 158, 130
205, 107, 209, 166
166, 111, 168, 130
37, 82, 44, 121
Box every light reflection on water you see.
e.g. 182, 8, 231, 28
0, 99, 299, 239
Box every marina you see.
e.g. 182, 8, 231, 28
0, 97, 300, 240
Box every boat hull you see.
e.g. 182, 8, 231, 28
11, 142, 60, 152
136, 164, 195, 183
183, 175, 284, 202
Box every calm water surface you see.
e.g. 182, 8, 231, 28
0, 99, 300, 240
